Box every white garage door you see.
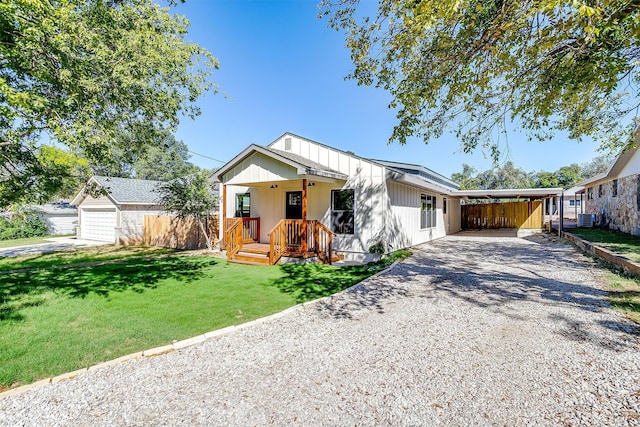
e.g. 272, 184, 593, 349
81, 208, 117, 242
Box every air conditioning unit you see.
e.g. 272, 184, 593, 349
578, 213, 595, 228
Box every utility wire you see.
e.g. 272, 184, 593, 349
187, 150, 227, 164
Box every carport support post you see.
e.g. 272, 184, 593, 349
559, 192, 564, 237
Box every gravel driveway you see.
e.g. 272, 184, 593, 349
1, 231, 639, 426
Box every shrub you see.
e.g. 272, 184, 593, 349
0, 213, 49, 240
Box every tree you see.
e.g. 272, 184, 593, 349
451, 163, 480, 190
0, 0, 218, 208
321, 0, 640, 156
133, 135, 194, 181
580, 153, 615, 179
156, 170, 217, 251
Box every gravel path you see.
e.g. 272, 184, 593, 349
1, 232, 640, 426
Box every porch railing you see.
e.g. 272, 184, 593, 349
224, 218, 243, 260
223, 217, 260, 248
268, 219, 335, 265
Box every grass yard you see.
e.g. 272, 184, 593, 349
569, 228, 640, 263
0, 235, 69, 249
0, 249, 410, 390
603, 272, 640, 324
0, 245, 176, 272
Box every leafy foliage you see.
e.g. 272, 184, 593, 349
452, 153, 615, 190
0, 213, 48, 240
321, 0, 640, 156
156, 170, 218, 250
130, 135, 194, 181
0, 0, 218, 208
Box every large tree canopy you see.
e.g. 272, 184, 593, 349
0, 0, 217, 207
321, 0, 640, 156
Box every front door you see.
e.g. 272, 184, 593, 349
285, 191, 302, 219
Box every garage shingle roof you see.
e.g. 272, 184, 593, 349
92, 176, 164, 204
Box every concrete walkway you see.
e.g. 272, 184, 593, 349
0, 237, 110, 257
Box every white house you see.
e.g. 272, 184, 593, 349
30, 201, 78, 235
578, 141, 640, 234
214, 132, 462, 264
71, 176, 165, 244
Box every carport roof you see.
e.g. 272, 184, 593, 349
455, 188, 564, 199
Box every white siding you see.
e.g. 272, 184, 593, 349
386, 181, 448, 250
225, 152, 299, 185
44, 214, 77, 235
618, 149, 640, 179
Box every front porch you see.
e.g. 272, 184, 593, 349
222, 217, 342, 265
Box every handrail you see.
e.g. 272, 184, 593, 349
314, 221, 334, 264
268, 219, 286, 265
224, 218, 243, 261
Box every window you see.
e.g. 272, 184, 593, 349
598, 184, 603, 197
235, 193, 250, 217
421, 194, 436, 229
443, 198, 447, 214
613, 179, 618, 197
331, 189, 354, 234
587, 187, 593, 200
569, 200, 581, 207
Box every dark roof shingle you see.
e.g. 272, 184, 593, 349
92, 176, 164, 204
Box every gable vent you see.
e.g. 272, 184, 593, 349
284, 137, 292, 151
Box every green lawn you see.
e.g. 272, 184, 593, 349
0, 235, 69, 249
568, 228, 640, 324
569, 228, 640, 263
0, 245, 176, 272
0, 249, 409, 390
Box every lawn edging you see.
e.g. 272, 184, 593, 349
0, 258, 402, 400
564, 231, 640, 277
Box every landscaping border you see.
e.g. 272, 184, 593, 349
563, 231, 640, 277
0, 259, 401, 400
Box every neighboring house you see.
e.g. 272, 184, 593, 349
29, 201, 78, 235
214, 132, 462, 264
71, 176, 165, 243
561, 186, 584, 220
578, 141, 640, 234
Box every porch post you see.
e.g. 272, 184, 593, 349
302, 178, 308, 254
222, 184, 227, 247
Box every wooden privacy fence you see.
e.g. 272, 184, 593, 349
144, 214, 219, 250
462, 201, 543, 230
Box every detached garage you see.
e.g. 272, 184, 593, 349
72, 176, 165, 244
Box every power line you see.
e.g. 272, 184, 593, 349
187, 150, 227, 164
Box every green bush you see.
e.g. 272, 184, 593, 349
0, 213, 49, 240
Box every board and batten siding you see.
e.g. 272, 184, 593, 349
224, 152, 300, 185
386, 181, 448, 249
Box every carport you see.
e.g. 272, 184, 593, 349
455, 188, 564, 234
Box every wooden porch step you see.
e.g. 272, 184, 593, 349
239, 243, 270, 255
230, 252, 270, 266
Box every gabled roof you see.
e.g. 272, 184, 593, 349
71, 176, 165, 206
213, 143, 348, 182
372, 159, 459, 190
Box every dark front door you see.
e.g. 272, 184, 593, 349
285, 191, 302, 219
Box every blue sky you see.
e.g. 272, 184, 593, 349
171, 0, 603, 179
